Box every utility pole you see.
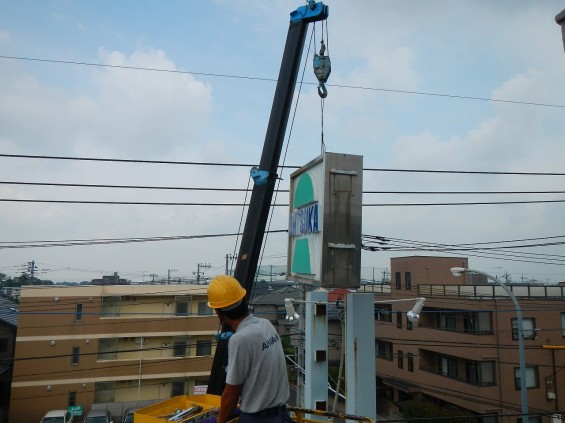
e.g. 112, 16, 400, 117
167, 269, 177, 285
225, 254, 237, 275
27, 260, 37, 283
501, 271, 512, 284
194, 263, 211, 284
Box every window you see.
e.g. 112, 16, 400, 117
375, 340, 393, 361
71, 346, 80, 365
515, 366, 539, 389
94, 382, 114, 403
518, 417, 541, 423
75, 303, 83, 321
101, 296, 120, 317
439, 355, 458, 379
512, 318, 536, 340
198, 302, 213, 316
173, 336, 189, 357
437, 312, 457, 331
68, 391, 77, 407
175, 296, 192, 316
175, 302, 188, 316
171, 379, 186, 396
562, 313, 565, 337
395, 272, 401, 290
375, 304, 392, 322
466, 361, 495, 386
405, 272, 411, 289
407, 319, 413, 331
397, 350, 404, 369
98, 338, 118, 360
481, 415, 498, 423
196, 340, 212, 356
463, 311, 492, 334
407, 353, 414, 372
396, 311, 403, 328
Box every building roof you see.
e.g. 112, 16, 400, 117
251, 283, 302, 306
0, 296, 19, 327
18, 283, 209, 298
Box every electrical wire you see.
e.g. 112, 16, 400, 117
0, 230, 287, 249
2, 54, 564, 108
3, 153, 565, 176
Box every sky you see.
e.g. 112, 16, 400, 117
1, 1, 565, 285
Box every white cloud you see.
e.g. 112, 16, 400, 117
1, 1, 565, 283
0, 29, 10, 44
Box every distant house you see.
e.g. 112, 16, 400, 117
0, 297, 18, 423
0, 287, 21, 302
90, 272, 129, 286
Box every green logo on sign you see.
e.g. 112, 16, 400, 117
291, 173, 318, 275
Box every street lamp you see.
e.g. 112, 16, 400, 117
450, 267, 529, 423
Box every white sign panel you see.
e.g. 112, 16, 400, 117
288, 152, 362, 288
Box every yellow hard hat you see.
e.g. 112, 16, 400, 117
207, 275, 247, 309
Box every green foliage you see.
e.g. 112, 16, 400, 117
0, 275, 55, 287
281, 334, 295, 355
404, 400, 476, 423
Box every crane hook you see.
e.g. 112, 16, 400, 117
313, 39, 331, 98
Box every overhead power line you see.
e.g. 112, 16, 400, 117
0, 230, 287, 249
3, 153, 565, 176
3, 181, 565, 196
0, 199, 285, 206
363, 234, 565, 266
3, 198, 565, 207
0, 181, 257, 192
1, 55, 564, 108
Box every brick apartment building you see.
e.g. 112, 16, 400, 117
374, 256, 565, 423
0, 297, 18, 423
9, 284, 217, 423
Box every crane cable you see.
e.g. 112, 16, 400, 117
314, 19, 331, 154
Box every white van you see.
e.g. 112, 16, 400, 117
39, 410, 74, 423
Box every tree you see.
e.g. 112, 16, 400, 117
404, 400, 475, 423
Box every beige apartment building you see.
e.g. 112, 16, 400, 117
9, 284, 217, 423
374, 256, 565, 423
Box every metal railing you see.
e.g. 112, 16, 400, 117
288, 406, 375, 423
418, 284, 565, 299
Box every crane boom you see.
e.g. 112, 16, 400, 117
207, 1, 329, 395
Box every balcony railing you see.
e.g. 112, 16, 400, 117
418, 284, 565, 299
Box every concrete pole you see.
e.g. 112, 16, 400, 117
345, 293, 376, 421
304, 290, 328, 419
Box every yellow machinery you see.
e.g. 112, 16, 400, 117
134, 395, 375, 423
134, 395, 225, 423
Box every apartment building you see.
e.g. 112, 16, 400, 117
374, 256, 565, 423
0, 297, 18, 423
9, 284, 218, 423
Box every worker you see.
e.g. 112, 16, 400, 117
207, 275, 291, 423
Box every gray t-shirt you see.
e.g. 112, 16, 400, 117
225, 314, 290, 413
